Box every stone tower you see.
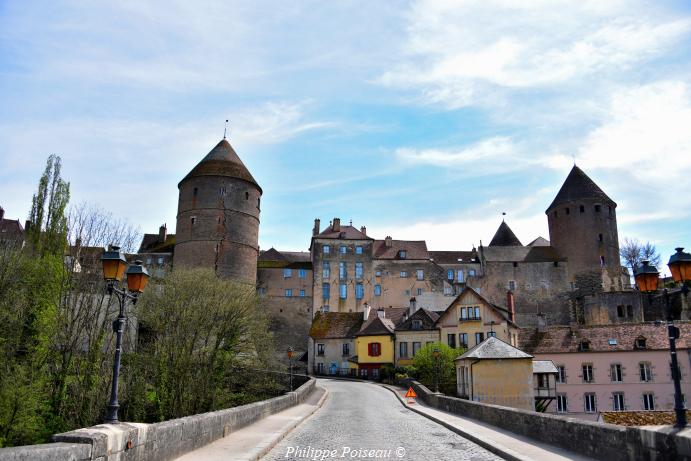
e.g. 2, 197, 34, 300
546, 165, 622, 291
174, 139, 262, 284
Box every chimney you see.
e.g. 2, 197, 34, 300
24, 220, 31, 232
313, 218, 321, 236
363, 303, 371, 321
159, 223, 167, 243
333, 218, 341, 232
409, 297, 418, 316
360, 226, 367, 235
377, 307, 385, 319
506, 290, 515, 322
0, 207, 4, 221
385, 236, 393, 247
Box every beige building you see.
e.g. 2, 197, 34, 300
436, 287, 519, 350
456, 337, 536, 410
394, 303, 440, 367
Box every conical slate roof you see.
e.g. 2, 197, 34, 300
546, 165, 613, 212
178, 139, 262, 192
489, 221, 522, 247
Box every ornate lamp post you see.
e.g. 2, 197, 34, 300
287, 346, 295, 392
100, 246, 150, 424
635, 252, 691, 428
432, 348, 441, 394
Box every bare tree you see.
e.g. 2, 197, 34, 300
620, 238, 662, 277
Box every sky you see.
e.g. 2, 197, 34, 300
1, 0, 690, 273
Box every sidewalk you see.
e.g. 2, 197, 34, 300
175, 386, 328, 461
382, 385, 594, 461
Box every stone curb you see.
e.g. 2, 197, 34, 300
379, 384, 527, 461
246, 385, 330, 461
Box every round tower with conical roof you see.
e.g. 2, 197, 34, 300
174, 139, 261, 284
546, 165, 622, 291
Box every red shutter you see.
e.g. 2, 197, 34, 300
375, 342, 381, 356
368, 343, 373, 356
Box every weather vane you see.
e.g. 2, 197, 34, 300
224, 119, 229, 139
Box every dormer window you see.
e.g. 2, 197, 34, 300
399, 250, 407, 259
579, 340, 590, 352
635, 337, 647, 349
412, 320, 422, 330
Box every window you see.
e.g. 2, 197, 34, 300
582, 364, 594, 383
598, 233, 603, 242
475, 332, 484, 345
245, 191, 249, 200
219, 186, 227, 196
146, 257, 153, 265
611, 363, 623, 382
460, 307, 468, 320
340, 246, 347, 254
557, 365, 567, 384
416, 270, 424, 280
508, 280, 516, 291
355, 262, 363, 279
193, 187, 198, 196
322, 261, 330, 279
447, 334, 456, 348
339, 262, 347, 279
639, 362, 652, 382
457, 270, 464, 282
513, 262, 518, 268
469, 269, 476, 277
284, 289, 294, 298
157, 257, 164, 265
557, 394, 568, 413
257, 198, 260, 210
579, 205, 585, 213
626, 305, 634, 318
595, 204, 601, 212
299, 289, 305, 297
368, 342, 381, 357
359, 368, 367, 378
339, 284, 347, 299
579, 340, 590, 351
191, 216, 196, 226
375, 270, 382, 277
399, 250, 407, 259
299, 269, 307, 278
355, 283, 364, 300
537, 373, 549, 388
317, 344, 325, 356
565, 207, 570, 215
399, 342, 408, 358
635, 337, 647, 349
447, 269, 454, 280
613, 393, 625, 411
374, 285, 381, 296
617, 305, 625, 318
584, 393, 597, 413
322, 283, 330, 299
322, 305, 330, 313
283, 268, 292, 278
342, 343, 350, 356
643, 393, 655, 410
487, 331, 496, 338
412, 320, 422, 330
317, 363, 324, 374
416, 288, 423, 296
356, 246, 363, 254
459, 333, 468, 348
412, 342, 421, 356
444, 286, 452, 295
400, 271, 407, 278
600, 255, 606, 266
323, 245, 331, 254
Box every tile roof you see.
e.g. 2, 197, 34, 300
488, 221, 522, 246
527, 237, 550, 247
138, 233, 176, 253
316, 224, 371, 240
546, 165, 615, 211
436, 286, 518, 328
396, 308, 440, 331
358, 307, 407, 336
428, 251, 479, 264
0, 218, 24, 241
309, 312, 363, 339
457, 336, 533, 360
373, 239, 429, 260
480, 245, 564, 263
519, 322, 691, 354
258, 248, 311, 263
532, 360, 558, 374
179, 139, 261, 192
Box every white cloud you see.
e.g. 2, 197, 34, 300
395, 136, 520, 170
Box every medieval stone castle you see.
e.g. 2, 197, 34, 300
136, 138, 641, 356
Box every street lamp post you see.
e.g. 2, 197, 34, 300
635, 248, 691, 429
432, 348, 441, 394
287, 346, 295, 392
100, 246, 150, 424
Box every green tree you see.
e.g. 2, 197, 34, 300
412, 342, 463, 395
28, 154, 70, 257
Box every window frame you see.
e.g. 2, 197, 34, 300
582, 363, 594, 383
584, 393, 597, 413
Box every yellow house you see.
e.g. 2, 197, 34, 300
394, 307, 440, 367
455, 336, 535, 410
436, 286, 519, 350
352, 307, 404, 379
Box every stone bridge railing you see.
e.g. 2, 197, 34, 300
0, 377, 316, 461
404, 379, 691, 461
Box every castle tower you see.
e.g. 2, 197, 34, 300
173, 139, 262, 284
546, 165, 621, 291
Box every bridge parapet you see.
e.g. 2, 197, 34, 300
0, 377, 316, 461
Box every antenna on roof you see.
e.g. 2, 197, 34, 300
502, 212, 506, 221
349, 219, 352, 226
223, 119, 229, 139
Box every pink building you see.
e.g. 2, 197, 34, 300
520, 323, 691, 421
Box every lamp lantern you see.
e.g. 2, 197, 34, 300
668, 247, 691, 284
125, 260, 150, 293
101, 246, 128, 282
634, 260, 660, 293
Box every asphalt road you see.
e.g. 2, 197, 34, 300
262, 379, 502, 461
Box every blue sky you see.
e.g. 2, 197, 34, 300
1, 1, 690, 273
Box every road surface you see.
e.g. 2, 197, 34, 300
262, 379, 502, 461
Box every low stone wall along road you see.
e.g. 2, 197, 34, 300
263, 379, 501, 461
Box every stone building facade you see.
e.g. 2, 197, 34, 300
173, 139, 262, 284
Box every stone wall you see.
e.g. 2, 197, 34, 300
0, 379, 316, 461
405, 379, 691, 461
